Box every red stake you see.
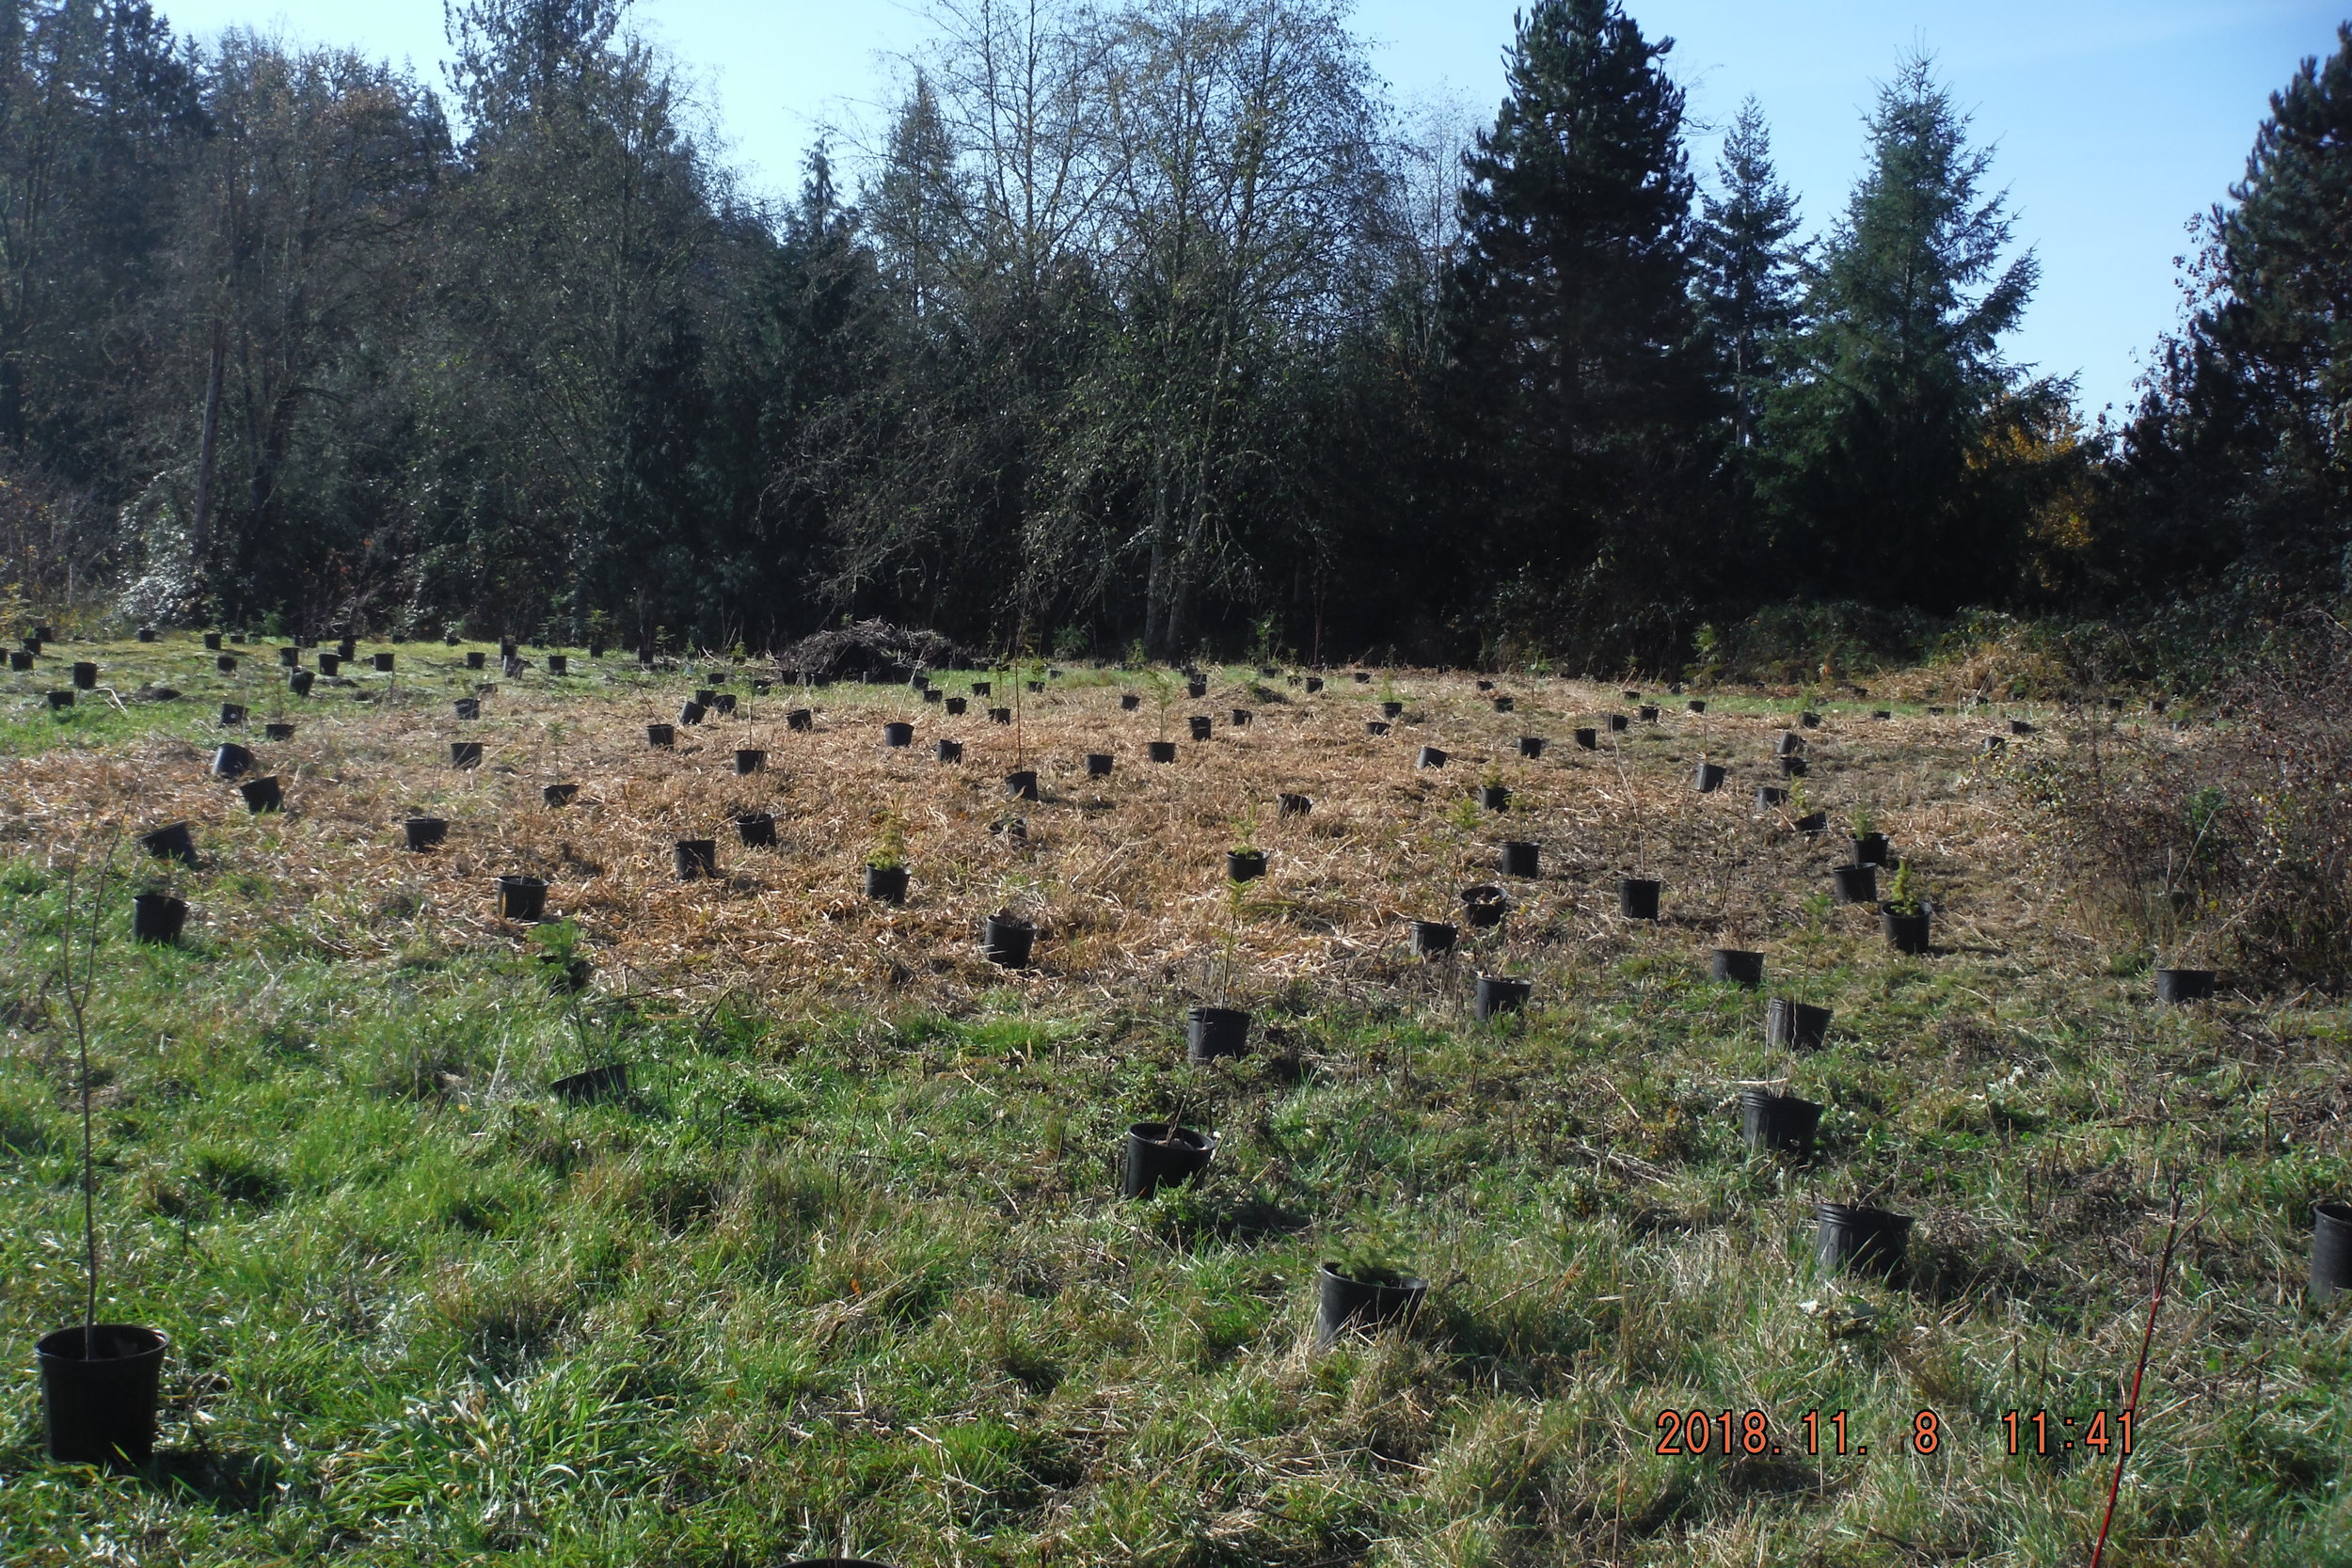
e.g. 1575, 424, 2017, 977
2089, 1182, 2185, 1568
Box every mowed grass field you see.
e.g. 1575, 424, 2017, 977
0, 632, 2345, 1566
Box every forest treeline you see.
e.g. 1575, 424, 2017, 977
0, 0, 2345, 672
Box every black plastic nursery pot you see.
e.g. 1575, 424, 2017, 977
219, 702, 246, 726
1498, 840, 1539, 879
1230, 708, 1251, 727
1365, 721, 1390, 736
1417, 746, 1448, 768
1740, 1090, 1821, 1156
72, 660, 97, 688
983, 913, 1037, 968
2010, 719, 2034, 736
714, 698, 738, 719
1638, 705, 1659, 721
211, 742, 254, 779
1187, 715, 1213, 741
736, 748, 767, 775
936, 739, 964, 763
1353, 672, 1372, 683
1409, 919, 1457, 958
678, 700, 707, 727
1873, 708, 1892, 720
404, 816, 448, 851
45, 689, 72, 709
132, 892, 187, 944
1833, 863, 1878, 905
1780, 755, 1809, 778
2313, 1202, 2352, 1303
1799, 711, 1820, 728
453, 697, 481, 720
736, 811, 776, 847
1187, 680, 1208, 699
1461, 884, 1506, 927
1622, 689, 1641, 702
1119, 693, 1140, 711
551, 1063, 628, 1105
1148, 740, 1177, 762
547, 656, 568, 675
1688, 700, 1707, 713
1980, 736, 2007, 755
1755, 785, 1788, 809
1379, 700, 1404, 719
276, 646, 299, 669
675, 838, 718, 879
8, 650, 29, 671
1226, 848, 1267, 882
1709, 947, 1763, 987
37, 1324, 168, 1466
1514, 736, 1546, 761
1086, 752, 1113, 777
946, 697, 969, 716
203, 633, 222, 650
1026, 680, 1045, 694
372, 653, 394, 673
1619, 878, 1661, 920
1278, 792, 1311, 816
881, 721, 914, 749
450, 740, 484, 769
1816, 1202, 1913, 1278
1479, 784, 1510, 811
1304, 677, 1324, 693
1884, 908, 1931, 955
1492, 695, 1514, 713
865, 864, 909, 904
239, 776, 281, 813
1606, 713, 1629, 733
922, 688, 942, 704
140, 822, 196, 864
1692, 762, 1725, 793
971, 681, 991, 696
498, 876, 547, 921
336, 639, 356, 660
990, 706, 1014, 725
1776, 732, 1804, 757
288, 670, 314, 697
318, 654, 340, 675
787, 708, 814, 731
1852, 832, 1890, 866
1767, 997, 1832, 1051
1185, 1005, 1250, 1062
1005, 769, 1040, 800
646, 722, 675, 748
1316, 1261, 1427, 1343
2154, 968, 2217, 1004
694, 688, 718, 706
263, 722, 294, 742
1574, 727, 1597, 750
1123, 1124, 1216, 1198
1793, 813, 1827, 834
136, 627, 154, 642
1475, 974, 1532, 1019
215, 655, 238, 674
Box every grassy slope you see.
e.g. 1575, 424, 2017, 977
0, 637, 2345, 1566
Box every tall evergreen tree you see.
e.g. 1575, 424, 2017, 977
2116, 23, 2352, 600
1759, 53, 2051, 610
1450, 0, 1718, 665
1694, 97, 1803, 451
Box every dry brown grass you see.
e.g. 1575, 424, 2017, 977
0, 657, 2097, 1013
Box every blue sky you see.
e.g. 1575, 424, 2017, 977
156, 0, 2345, 420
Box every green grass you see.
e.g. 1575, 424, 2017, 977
0, 638, 2346, 1564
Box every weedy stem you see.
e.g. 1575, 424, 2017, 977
2089, 1180, 2187, 1568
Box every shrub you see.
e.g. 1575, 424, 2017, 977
2008, 641, 2352, 987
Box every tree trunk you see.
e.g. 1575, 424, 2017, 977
191, 315, 225, 590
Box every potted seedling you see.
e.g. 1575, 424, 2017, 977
1188, 876, 1253, 1061
1317, 1225, 1428, 1343
40, 840, 171, 1467
1478, 764, 1509, 813
1225, 806, 1266, 883
1611, 729, 1661, 919
1848, 801, 1888, 866
1883, 862, 1931, 955
530, 917, 593, 992
549, 1005, 629, 1105
1147, 672, 1178, 763
865, 806, 910, 904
